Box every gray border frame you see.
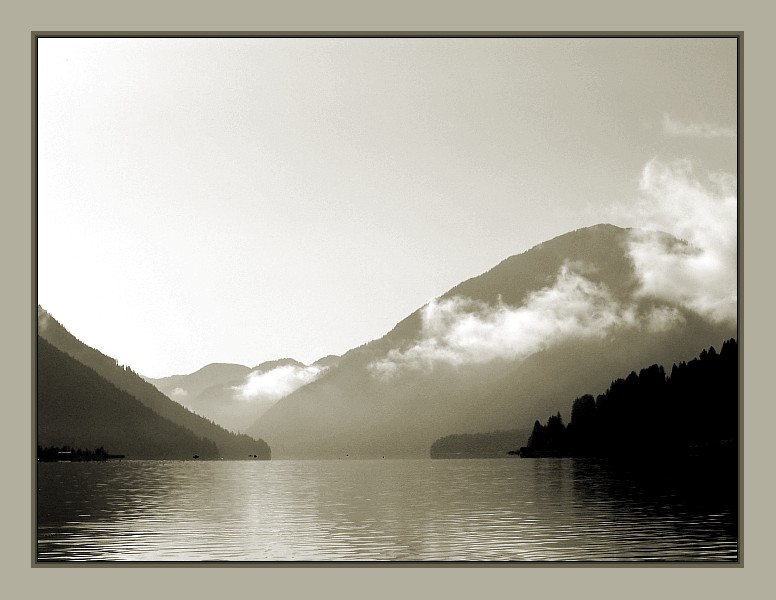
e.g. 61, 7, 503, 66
8, 0, 774, 596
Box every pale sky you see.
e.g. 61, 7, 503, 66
37, 37, 737, 378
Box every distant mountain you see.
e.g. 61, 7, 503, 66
147, 356, 334, 433
246, 224, 736, 458
430, 429, 532, 459
38, 336, 219, 459
37, 307, 270, 459
145, 363, 252, 401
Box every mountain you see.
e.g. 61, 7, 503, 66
37, 307, 270, 459
147, 357, 337, 434
38, 336, 220, 459
145, 363, 252, 401
245, 224, 736, 458
430, 429, 532, 459
252, 358, 306, 372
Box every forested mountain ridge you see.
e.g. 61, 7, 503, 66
37, 307, 270, 459
37, 336, 221, 459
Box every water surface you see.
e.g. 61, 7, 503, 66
37, 458, 737, 562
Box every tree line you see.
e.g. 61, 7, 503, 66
519, 339, 737, 458
37, 445, 125, 461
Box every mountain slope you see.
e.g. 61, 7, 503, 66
246, 224, 736, 458
38, 336, 220, 459
38, 307, 270, 459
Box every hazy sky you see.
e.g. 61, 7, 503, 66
37, 37, 737, 378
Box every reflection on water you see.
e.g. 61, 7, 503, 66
37, 458, 737, 561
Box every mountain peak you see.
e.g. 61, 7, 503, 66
252, 358, 306, 373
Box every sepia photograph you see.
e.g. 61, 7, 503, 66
35, 34, 739, 562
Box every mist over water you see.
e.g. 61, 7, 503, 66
37, 459, 736, 562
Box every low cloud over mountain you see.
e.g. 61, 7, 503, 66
148, 358, 332, 433
370, 264, 685, 380
232, 363, 327, 402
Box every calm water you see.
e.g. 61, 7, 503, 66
37, 458, 738, 562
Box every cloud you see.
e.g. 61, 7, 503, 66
232, 364, 326, 401
625, 158, 737, 324
644, 305, 686, 332
661, 113, 736, 139
369, 265, 680, 379
170, 387, 188, 398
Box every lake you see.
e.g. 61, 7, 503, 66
36, 457, 738, 562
